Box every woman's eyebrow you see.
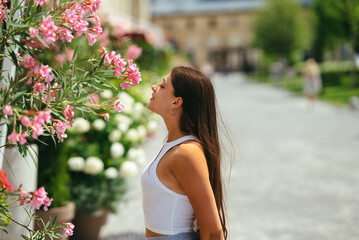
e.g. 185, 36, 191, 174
163, 78, 167, 85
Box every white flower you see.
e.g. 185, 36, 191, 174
68, 157, 85, 171
100, 89, 113, 100
147, 120, 158, 132
118, 92, 135, 106
104, 167, 119, 179
127, 148, 146, 165
114, 114, 132, 125
125, 128, 140, 143
137, 125, 147, 139
109, 130, 122, 142
93, 119, 106, 131
119, 161, 138, 178
84, 157, 104, 175
71, 118, 90, 133
110, 142, 125, 159
132, 102, 144, 120
117, 122, 130, 133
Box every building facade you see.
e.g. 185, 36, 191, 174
151, 0, 311, 71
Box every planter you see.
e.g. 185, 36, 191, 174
1, 145, 38, 240
35, 201, 76, 240
70, 209, 109, 240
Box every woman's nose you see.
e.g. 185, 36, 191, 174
151, 84, 158, 92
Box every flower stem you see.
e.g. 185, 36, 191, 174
3, 211, 34, 233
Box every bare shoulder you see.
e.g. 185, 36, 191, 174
170, 141, 208, 177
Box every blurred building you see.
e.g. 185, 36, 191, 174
151, 0, 311, 72
100, 0, 151, 22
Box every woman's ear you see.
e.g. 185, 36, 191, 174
172, 97, 183, 109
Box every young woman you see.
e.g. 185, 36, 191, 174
141, 66, 228, 240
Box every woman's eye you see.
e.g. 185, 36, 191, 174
160, 85, 164, 88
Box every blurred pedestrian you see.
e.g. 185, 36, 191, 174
303, 58, 322, 108
142, 66, 230, 240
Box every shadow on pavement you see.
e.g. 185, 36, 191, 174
101, 232, 145, 240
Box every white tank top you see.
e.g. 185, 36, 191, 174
141, 135, 199, 235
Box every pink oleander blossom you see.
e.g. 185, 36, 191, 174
64, 222, 75, 237
63, 9, 77, 24
51, 120, 70, 142
39, 16, 58, 44
19, 132, 28, 145
42, 90, 55, 103
99, 46, 107, 57
125, 44, 142, 60
64, 105, 74, 121
125, 60, 142, 86
21, 54, 37, 69
39, 65, 54, 83
33, 82, 46, 94
100, 113, 109, 121
31, 187, 53, 211
56, 54, 65, 65
115, 101, 124, 112
32, 123, 44, 139
104, 51, 115, 64
3, 105, 13, 116
29, 28, 39, 38
21, 116, 31, 127
39, 109, 52, 124
87, 33, 96, 46
82, 0, 101, 13
59, 28, 74, 42
7, 132, 18, 143
90, 23, 102, 35
34, 0, 46, 6
66, 49, 76, 61
73, 19, 88, 37
120, 81, 132, 90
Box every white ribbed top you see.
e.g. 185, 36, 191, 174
141, 135, 199, 235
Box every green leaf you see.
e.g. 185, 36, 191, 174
26, 0, 34, 18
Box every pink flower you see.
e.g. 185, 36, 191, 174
64, 222, 75, 237
21, 55, 37, 69
29, 28, 39, 38
51, 120, 69, 142
39, 65, 53, 83
125, 60, 142, 86
0, 5, 5, 24
125, 44, 142, 60
32, 123, 44, 139
34, 0, 46, 6
120, 81, 133, 90
59, 28, 74, 43
31, 187, 52, 211
104, 51, 115, 64
56, 54, 65, 65
115, 101, 124, 112
3, 105, 13, 116
87, 33, 96, 46
63, 9, 77, 24
39, 109, 52, 124
64, 105, 74, 121
102, 113, 109, 121
33, 82, 46, 94
90, 23, 103, 35
19, 132, 28, 145
7, 132, 18, 143
21, 116, 31, 127
73, 19, 88, 37
99, 46, 107, 57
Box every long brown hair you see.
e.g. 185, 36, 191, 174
171, 66, 228, 239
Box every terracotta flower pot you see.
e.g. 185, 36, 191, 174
35, 201, 76, 240
70, 209, 109, 240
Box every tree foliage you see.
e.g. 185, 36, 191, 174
253, 0, 310, 62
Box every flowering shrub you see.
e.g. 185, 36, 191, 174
0, 169, 73, 239
0, 0, 141, 153
61, 91, 159, 213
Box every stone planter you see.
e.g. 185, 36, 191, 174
1, 145, 38, 240
70, 209, 109, 240
35, 201, 76, 240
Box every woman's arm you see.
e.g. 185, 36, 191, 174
170, 142, 224, 240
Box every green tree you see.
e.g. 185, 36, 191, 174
253, 0, 310, 63
313, 0, 359, 87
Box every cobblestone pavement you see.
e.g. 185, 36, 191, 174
101, 73, 359, 240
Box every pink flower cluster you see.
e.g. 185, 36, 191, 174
0, 0, 9, 24
28, 0, 103, 47
64, 222, 75, 237
99, 47, 142, 90
125, 44, 142, 61
3, 107, 53, 145
18, 186, 53, 211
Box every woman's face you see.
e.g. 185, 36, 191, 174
147, 73, 177, 116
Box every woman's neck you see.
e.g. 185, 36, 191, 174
163, 117, 185, 142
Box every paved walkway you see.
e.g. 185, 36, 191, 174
101, 73, 359, 240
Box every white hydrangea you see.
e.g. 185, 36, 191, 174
117, 122, 130, 133
137, 125, 147, 139
84, 157, 104, 175
119, 161, 138, 178
71, 118, 90, 133
104, 167, 119, 179
109, 130, 122, 142
93, 119, 106, 131
100, 89, 113, 100
127, 148, 146, 165
125, 128, 140, 143
132, 102, 144, 120
110, 142, 125, 159
68, 157, 85, 171
147, 120, 159, 132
